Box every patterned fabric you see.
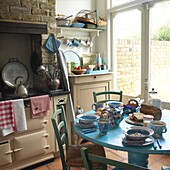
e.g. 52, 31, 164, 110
0, 100, 14, 130
30, 95, 50, 119
66, 143, 105, 168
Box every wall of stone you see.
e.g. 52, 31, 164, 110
117, 39, 170, 101
0, 0, 56, 64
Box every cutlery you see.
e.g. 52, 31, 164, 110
155, 134, 162, 149
81, 128, 97, 134
153, 139, 157, 150
156, 138, 162, 149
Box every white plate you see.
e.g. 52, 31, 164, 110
64, 50, 81, 65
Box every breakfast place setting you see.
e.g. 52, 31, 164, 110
74, 97, 170, 168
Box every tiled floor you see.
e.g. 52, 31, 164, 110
32, 148, 170, 170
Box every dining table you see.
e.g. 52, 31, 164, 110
74, 109, 170, 168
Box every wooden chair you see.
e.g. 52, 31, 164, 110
51, 105, 106, 170
93, 90, 123, 103
80, 147, 150, 170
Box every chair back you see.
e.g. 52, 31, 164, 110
93, 90, 123, 103
80, 147, 150, 170
51, 105, 69, 170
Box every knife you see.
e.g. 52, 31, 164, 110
156, 139, 162, 149
81, 128, 97, 134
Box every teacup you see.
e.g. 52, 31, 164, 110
98, 119, 110, 135
72, 38, 79, 47
65, 39, 72, 46
91, 102, 104, 111
149, 120, 167, 138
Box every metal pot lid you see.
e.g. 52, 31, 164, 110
2, 58, 29, 87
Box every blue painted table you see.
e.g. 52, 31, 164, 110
74, 110, 170, 168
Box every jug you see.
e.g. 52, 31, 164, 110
149, 88, 161, 108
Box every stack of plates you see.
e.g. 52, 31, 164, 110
76, 114, 99, 128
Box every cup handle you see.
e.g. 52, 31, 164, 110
163, 126, 167, 133
91, 103, 96, 110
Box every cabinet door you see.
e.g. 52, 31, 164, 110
25, 107, 48, 131
77, 82, 110, 112
0, 140, 12, 166
14, 131, 49, 161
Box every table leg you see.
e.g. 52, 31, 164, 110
128, 152, 149, 168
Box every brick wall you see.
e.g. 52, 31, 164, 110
0, 0, 57, 64
117, 39, 170, 101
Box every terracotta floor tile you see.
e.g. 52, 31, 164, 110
160, 155, 170, 166
148, 154, 165, 165
33, 149, 170, 170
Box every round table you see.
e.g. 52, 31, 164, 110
74, 110, 170, 168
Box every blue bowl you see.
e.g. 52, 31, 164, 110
70, 23, 85, 28
107, 101, 122, 108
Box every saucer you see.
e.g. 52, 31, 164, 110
76, 119, 97, 129
122, 136, 154, 146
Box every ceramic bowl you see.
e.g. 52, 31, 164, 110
71, 69, 86, 75
78, 114, 99, 125
107, 101, 122, 108
123, 126, 154, 141
70, 23, 85, 28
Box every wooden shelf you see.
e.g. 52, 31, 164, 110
56, 26, 102, 36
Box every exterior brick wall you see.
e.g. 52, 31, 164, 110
117, 39, 170, 101
0, 0, 56, 64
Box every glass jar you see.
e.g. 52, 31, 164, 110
143, 115, 154, 127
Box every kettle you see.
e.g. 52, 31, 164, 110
14, 83, 28, 97
4, 80, 28, 97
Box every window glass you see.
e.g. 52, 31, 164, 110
150, 1, 170, 103
114, 9, 141, 96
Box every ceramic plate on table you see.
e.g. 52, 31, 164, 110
64, 50, 81, 66
122, 136, 154, 146
125, 116, 143, 126
75, 119, 97, 129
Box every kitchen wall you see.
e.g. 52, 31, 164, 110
56, 0, 107, 59
0, 0, 57, 90
0, 0, 108, 89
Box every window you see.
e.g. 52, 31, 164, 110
108, 0, 170, 108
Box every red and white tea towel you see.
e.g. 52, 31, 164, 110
30, 95, 50, 119
13, 99, 27, 131
0, 100, 15, 130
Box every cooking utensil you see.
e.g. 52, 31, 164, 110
14, 83, 28, 97
31, 41, 42, 74
4, 80, 28, 97
2, 58, 29, 87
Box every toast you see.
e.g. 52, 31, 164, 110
130, 112, 145, 122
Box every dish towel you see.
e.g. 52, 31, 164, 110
0, 100, 15, 136
30, 95, 50, 119
0, 100, 15, 130
13, 99, 27, 132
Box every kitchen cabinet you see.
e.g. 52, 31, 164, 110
0, 98, 55, 170
69, 72, 113, 113
69, 72, 113, 144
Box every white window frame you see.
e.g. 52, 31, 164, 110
107, 0, 165, 102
